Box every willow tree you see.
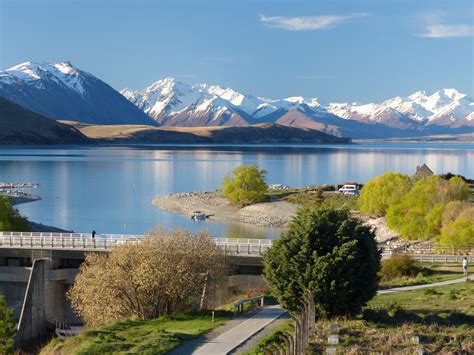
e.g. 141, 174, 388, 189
386, 176, 471, 240
357, 172, 412, 216
221, 165, 268, 206
68, 229, 226, 327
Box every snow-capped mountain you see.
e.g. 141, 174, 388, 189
123, 78, 473, 137
1, 60, 472, 138
121, 77, 325, 126
0, 62, 155, 125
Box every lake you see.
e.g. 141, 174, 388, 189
0, 142, 472, 239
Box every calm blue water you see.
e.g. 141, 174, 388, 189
0, 142, 472, 239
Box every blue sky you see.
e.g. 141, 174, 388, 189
1, 0, 472, 103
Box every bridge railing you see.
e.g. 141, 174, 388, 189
0, 232, 272, 255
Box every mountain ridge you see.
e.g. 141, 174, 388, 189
0, 61, 156, 126
123, 77, 473, 137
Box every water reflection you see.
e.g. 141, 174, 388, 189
0, 143, 471, 238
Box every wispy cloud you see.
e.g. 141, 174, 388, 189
418, 24, 474, 38
259, 13, 369, 31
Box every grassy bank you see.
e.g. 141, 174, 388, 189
311, 282, 474, 353
247, 282, 473, 354
40, 311, 231, 355
379, 263, 465, 289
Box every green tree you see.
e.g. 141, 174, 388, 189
221, 165, 268, 206
386, 176, 470, 240
437, 203, 474, 245
0, 197, 29, 231
0, 296, 15, 354
437, 217, 474, 246
357, 172, 412, 216
263, 208, 380, 317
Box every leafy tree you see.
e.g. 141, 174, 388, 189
221, 165, 268, 206
0, 296, 15, 354
437, 203, 474, 245
437, 217, 474, 246
0, 197, 29, 231
357, 172, 412, 216
386, 176, 470, 240
441, 201, 473, 226
68, 229, 226, 327
263, 208, 380, 317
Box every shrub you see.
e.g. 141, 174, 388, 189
379, 255, 419, 281
357, 172, 412, 216
221, 165, 268, 206
68, 229, 226, 327
263, 208, 380, 317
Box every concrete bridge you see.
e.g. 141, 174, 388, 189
0, 231, 272, 256
0, 231, 273, 348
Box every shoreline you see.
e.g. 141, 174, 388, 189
153, 191, 405, 244
153, 191, 298, 228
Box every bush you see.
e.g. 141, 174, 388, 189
357, 172, 412, 216
263, 208, 381, 317
68, 229, 226, 327
221, 165, 268, 206
379, 255, 419, 281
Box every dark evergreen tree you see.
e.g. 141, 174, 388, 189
264, 208, 380, 317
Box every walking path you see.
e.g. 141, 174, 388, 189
192, 305, 285, 355
378, 275, 473, 295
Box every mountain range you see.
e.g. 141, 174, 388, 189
0, 61, 472, 139
122, 78, 473, 138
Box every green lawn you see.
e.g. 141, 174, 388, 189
379, 263, 465, 289
40, 311, 232, 355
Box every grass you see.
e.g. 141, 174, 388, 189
379, 263, 465, 289
242, 319, 294, 355
248, 282, 474, 353
310, 282, 474, 353
40, 311, 232, 355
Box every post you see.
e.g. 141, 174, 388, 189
212, 311, 215, 322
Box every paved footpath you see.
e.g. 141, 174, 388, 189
378, 275, 473, 295
192, 305, 286, 355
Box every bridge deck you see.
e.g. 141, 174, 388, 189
0, 232, 272, 256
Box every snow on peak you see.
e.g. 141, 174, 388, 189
1, 61, 88, 96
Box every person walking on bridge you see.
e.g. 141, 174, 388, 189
463, 257, 469, 277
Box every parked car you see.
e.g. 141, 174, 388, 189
338, 184, 359, 195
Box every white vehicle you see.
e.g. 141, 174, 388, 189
338, 184, 359, 195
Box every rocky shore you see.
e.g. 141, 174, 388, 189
154, 191, 406, 246
153, 191, 298, 228
0, 182, 41, 205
